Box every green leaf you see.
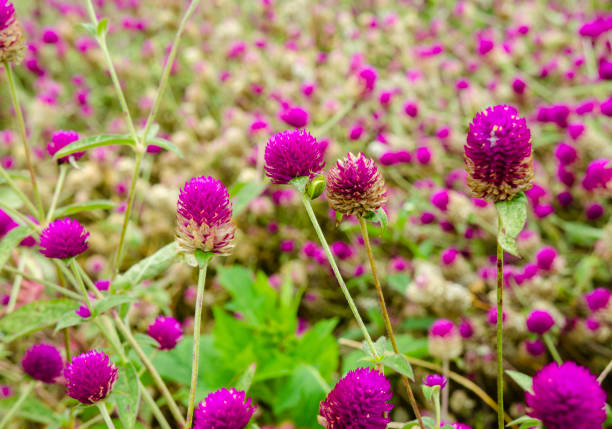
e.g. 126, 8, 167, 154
80, 22, 97, 36
498, 233, 519, 256
93, 295, 138, 315
495, 192, 527, 236
234, 363, 256, 393
96, 18, 109, 37
53, 135, 136, 159
194, 249, 214, 268
54, 312, 84, 333
506, 370, 533, 392
146, 136, 184, 158
558, 220, 604, 246
365, 207, 388, 232
114, 242, 178, 289
53, 199, 116, 218
289, 176, 309, 194
0, 300, 77, 342
421, 384, 436, 402
0, 226, 29, 270
0, 395, 62, 425
229, 181, 266, 215
363, 336, 387, 360
402, 416, 436, 428
506, 415, 542, 428
380, 353, 414, 381
112, 364, 140, 429
386, 273, 411, 294
306, 176, 326, 200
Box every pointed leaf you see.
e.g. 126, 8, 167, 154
93, 295, 138, 315
495, 192, 527, 238
0, 226, 29, 270
289, 176, 309, 194
0, 300, 77, 342
380, 353, 415, 381
97, 18, 109, 37
112, 364, 140, 429
506, 370, 533, 392
146, 136, 184, 158
53, 199, 116, 218
498, 233, 519, 256
53, 135, 136, 159
234, 363, 257, 393
114, 242, 178, 289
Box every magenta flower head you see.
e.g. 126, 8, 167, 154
526, 310, 554, 335
147, 316, 183, 350
193, 387, 256, 429
39, 218, 89, 259
264, 130, 325, 185
526, 362, 606, 429
64, 350, 118, 404
327, 152, 387, 217
176, 176, 235, 256
319, 367, 393, 429
465, 105, 533, 202
47, 131, 84, 164
0, 0, 25, 64
422, 374, 447, 389
584, 288, 611, 312
428, 319, 462, 360
581, 159, 612, 191
280, 106, 309, 128
22, 344, 63, 383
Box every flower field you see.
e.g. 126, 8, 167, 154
0, 0, 611, 428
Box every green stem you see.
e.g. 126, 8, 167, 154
69, 258, 92, 309
3, 63, 44, 220
496, 217, 504, 429
46, 164, 68, 224
433, 390, 441, 429
64, 327, 72, 363
2, 265, 82, 300
96, 403, 116, 429
139, 380, 172, 429
0, 380, 35, 429
186, 260, 209, 429
543, 333, 563, 365
0, 167, 38, 217
301, 195, 378, 357
442, 359, 449, 422
6, 255, 26, 313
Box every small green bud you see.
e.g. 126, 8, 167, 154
306, 176, 326, 200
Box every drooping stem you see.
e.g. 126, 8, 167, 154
442, 359, 450, 421
186, 259, 209, 429
301, 196, 378, 356
6, 255, 26, 313
598, 359, 612, 383
543, 333, 562, 365
96, 403, 116, 429
495, 217, 505, 429
46, 164, 68, 224
0, 380, 34, 429
3, 62, 44, 220
358, 217, 425, 429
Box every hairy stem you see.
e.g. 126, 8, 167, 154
69, 258, 92, 309
358, 217, 425, 429
140, 380, 172, 429
496, 217, 504, 429
96, 403, 116, 429
46, 164, 68, 224
433, 389, 441, 429
64, 327, 72, 363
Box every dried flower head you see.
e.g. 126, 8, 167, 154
465, 105, 533, 201
0, 0, 25, 64
47, 131, 84, 164
21, 344, 63, 383
319, 367, 393, 429
327, 153, 387, 217
176, 176, 235, 256
39, 218, 89, 259
64, 350, 118, 404
526, 362, 606, 429
264, 129, 325, 185
147, 316, 183, 350
193, 387, 256, 429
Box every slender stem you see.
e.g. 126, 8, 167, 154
358, 217, 425, 429
442, 359, 449, 421
543, 333, 562, 365
598, 359, 612, 383
495, 217, 504, 429
301, 196, 378, 356
0, 195, 40, 231
3, 63, 44, 220
6, 255, 26, 313
96, 403, 116, 429
64, 327, 72, 363
433, 390, 441, 429
112, 312, 186, 427
186, 260, 209, 428
46, 164, 68, 224
139, 380, 172, 429
0, 380, 34, 429
70, 258, 92, 309
2, 265, 82, 300
0, 167, 38, 217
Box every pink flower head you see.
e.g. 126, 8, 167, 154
47, 131, 84, 164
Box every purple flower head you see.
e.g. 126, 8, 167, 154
526, 310, 555, 335
601, 97, 612, 117
554, 143, 577, 165
440, 247, 459, 266
536, 246, 557, 271
452, 424, 473, 429
147, 316, 183, 350
465, 105, 533, 201
319, 367, 393, 429
280, 106, 309, 128
512, 78, 526, 94
429, 319, 456, 338
431, 189, 449, 211
47, 131, 84, 164
0, 209, 36, 246
176, 176, 235, 255
415, 146, 432, 164
459, 319, 474, 338
39, 218, 89, 259
75, 304, 91, 318
422, 374, 447, 389
357, 65, 378, 94
579, 15, 612, 39
193, 387, 256, 429
42, 28, 59, 44
22, 344, 63, 383
264, 130, 325, 185
585, 203, 604, 220
330, 241, 353, 260
95, 280, 110, 291
327, 152, 387, 217
526, 362, 606, 429
65, 350, 117, 404
0, 0, 15, 31
557, 191, 573, 207
582, 159, 612, 191
487, 307, 506, 325
525, 339, 546, 356
584, 288, 611, 312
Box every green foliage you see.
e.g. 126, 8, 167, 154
364, 207, 388, 233
111, 364, 141, 429
53, 199, 116, 218
506, 415, 542, 428
495, 192, 528, 256
52, 135, 136, 159
114, 242, 178, 290
506, 370, 533, 392
0, 226, 29, 271
0, 299, 77, 342
0, 395, 63, 426
306, 176, 326, 200
229, 181, 266, 215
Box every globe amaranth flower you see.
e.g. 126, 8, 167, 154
22, 344, 63, 383
584, 287, 611, 312
47, 130, 85, 164
319, 367, 393, 429
465, 105, 533, 202
0, 0, 25, 64
422, 374, 447, 389
526, 310, 555, 335
581, 159, 612, 191
64, 350, 118, 404
147, 316, 183, 350
193, 387, 256, 429
327, 152, 387, 217
526, 362, 606, 429
264, 129, 325, 185
176, 176, 235, 256
428, 319, 462, 360
39, 218, 89, 259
